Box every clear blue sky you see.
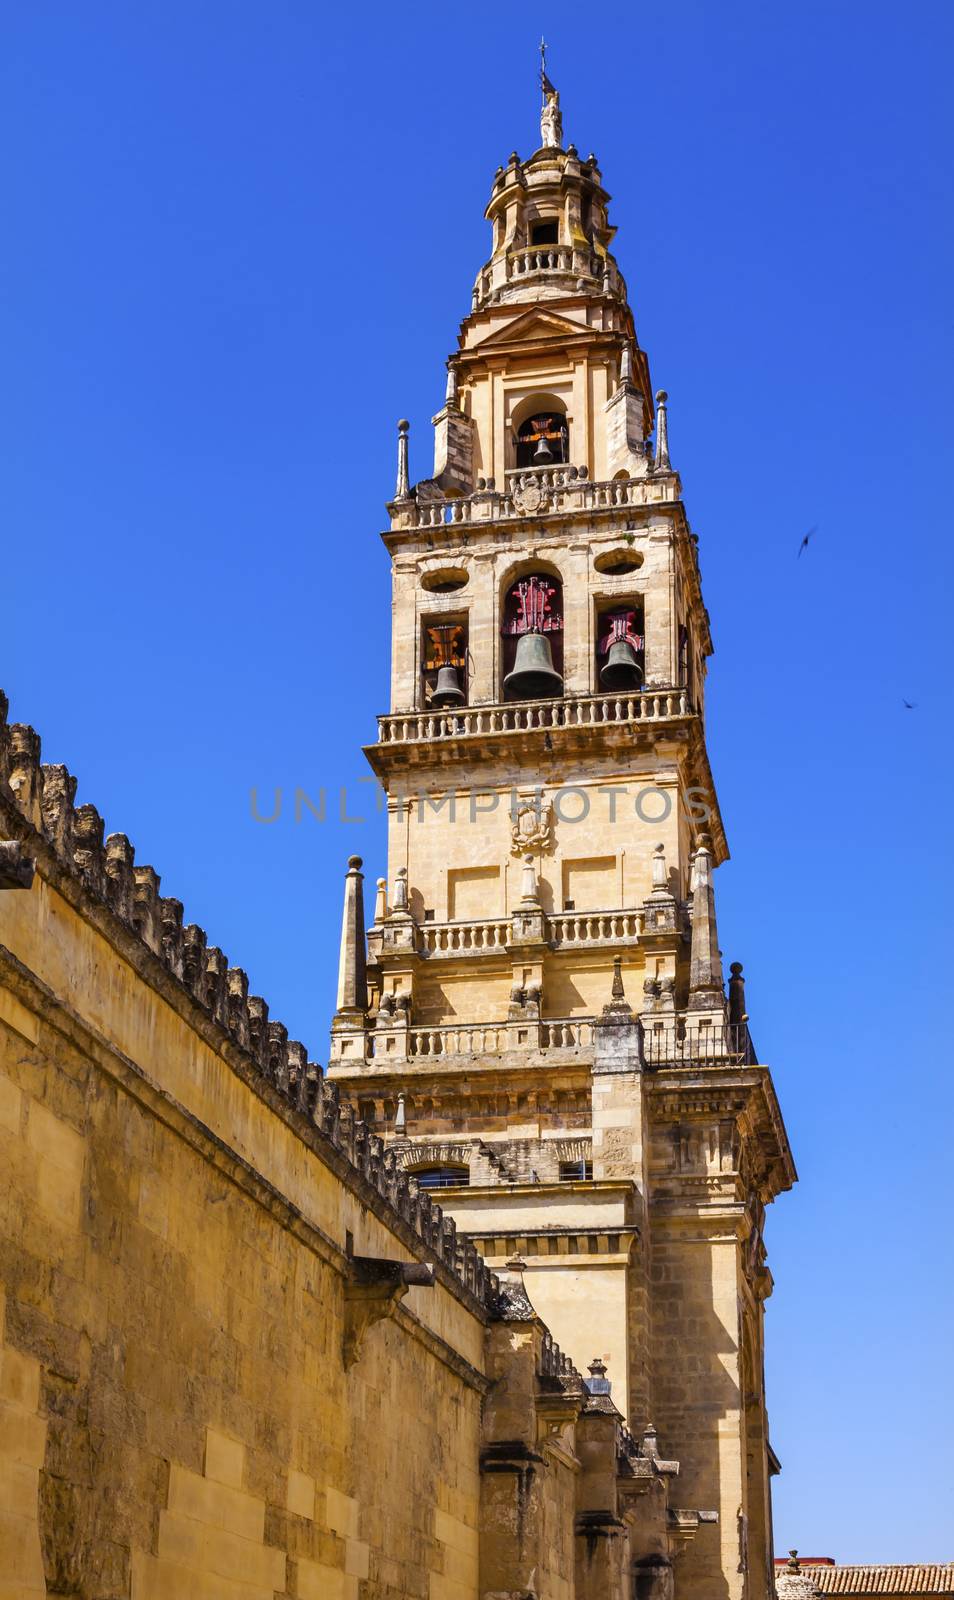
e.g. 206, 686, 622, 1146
3, 0, 952, 1564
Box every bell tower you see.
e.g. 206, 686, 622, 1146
329, 78, 795, 1600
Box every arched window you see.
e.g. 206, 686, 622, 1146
411, 1165, 470, 1190
501, 571, 564, 700
515, 407, 568, 468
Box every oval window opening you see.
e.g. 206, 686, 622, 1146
421, 568, 469, 594
594, 549, 644, 577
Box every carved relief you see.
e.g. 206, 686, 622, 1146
510, 794, 554, 855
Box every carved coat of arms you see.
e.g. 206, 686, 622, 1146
510, 795, 553, 855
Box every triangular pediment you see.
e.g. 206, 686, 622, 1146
473, 307, 585, 349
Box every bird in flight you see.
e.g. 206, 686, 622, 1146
902, 698, 917, 710
797, 527, 817, 558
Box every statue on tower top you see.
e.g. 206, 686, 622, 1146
539, 39, 563, 148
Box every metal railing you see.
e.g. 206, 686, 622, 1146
642, 1023, 757, 1068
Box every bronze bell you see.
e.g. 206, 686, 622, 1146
503, 631, 563, 699
532, 432, 553, 464
431, 664, 465, 707
599, 637, 643, 691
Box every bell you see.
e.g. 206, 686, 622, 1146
504, 631, 563, 699
599, 637, 643, 691
532, 433, 554, 464
431, 664, 465, 707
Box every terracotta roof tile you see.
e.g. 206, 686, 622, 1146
804, 1566, 954, 1596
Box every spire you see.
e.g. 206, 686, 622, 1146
335, 855, 368, 1015
395, 419, 410, 499
688, 838, 724, 1010
539, 40, 563, 149
600, 955, 632, 1020
653, 390, 670, 470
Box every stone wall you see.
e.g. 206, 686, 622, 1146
0, 693, 684, 1600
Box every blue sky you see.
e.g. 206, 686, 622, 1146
3, 0, 952, 1563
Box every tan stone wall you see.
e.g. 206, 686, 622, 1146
651, 1220, 748, 1600
0, 870, 486, 1599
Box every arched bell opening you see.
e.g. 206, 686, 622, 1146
421, 616, 468, 709
501, 571, 564, 700
513, 402, 568, 468
595, 600, 644, 693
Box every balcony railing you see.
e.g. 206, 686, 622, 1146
549, 910, 642, 946
339, 1014, 757, 1070
642, 1023, 757, 1068
395, 468, 675, 531
376, 687, 689, 747
371, 1017, 596, 1061
472, 247, 627, 309
395, 910, 645, 962
420, 919, 511, 955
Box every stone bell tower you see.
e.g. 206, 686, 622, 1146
329, 79, 796, 1600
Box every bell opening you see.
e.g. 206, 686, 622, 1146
515, 405, 568, 468
422, 618, 468, 708
502, 573, 565, 701
596, 604, 645, 694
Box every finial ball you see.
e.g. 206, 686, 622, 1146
655, 389, 668, 404
347, 855, 363, 871
397, 418, 409, 433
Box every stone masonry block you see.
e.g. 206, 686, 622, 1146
204, 1425, 245, 1489
0, 1074, 21, 1137
166, 1464, 265, 1543
296, 1560, 354, 1600
324, 1485, 359, 1540
25, 1100, 84, 1175
286, 1468, 316, 1520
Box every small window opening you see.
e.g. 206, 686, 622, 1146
559, 1161, 593, 1182
530, 220, 559, 246
413, 1165, 470, 1190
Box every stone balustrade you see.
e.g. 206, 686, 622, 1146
420, 919, 511, 955
549, 910, 643, 946
415, 910, 643, 960
377, 687, 689, 746
471, 248, 627, 308
367, 1016, 597, 1063
396, 468, 675, 531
